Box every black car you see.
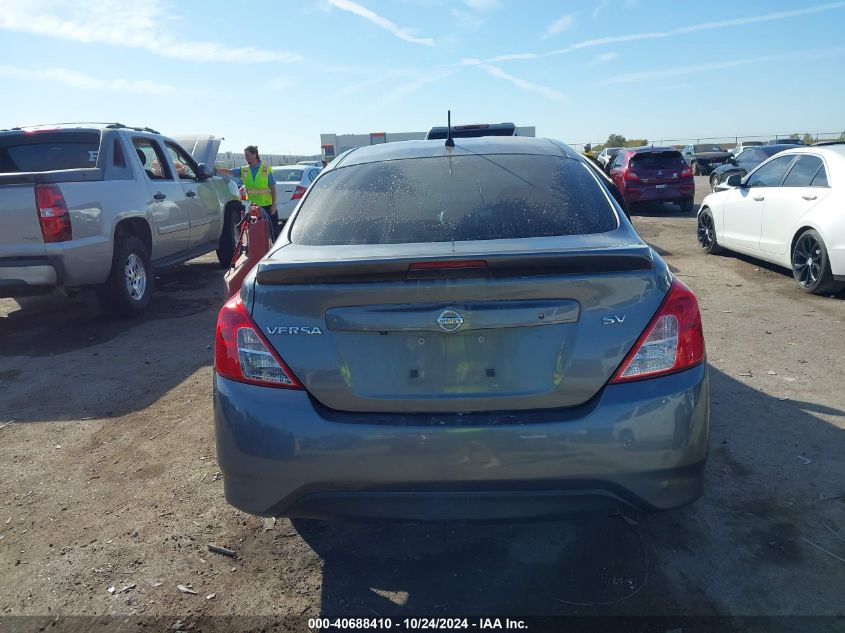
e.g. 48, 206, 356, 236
681, 143, 733, 175
768, 138, 805, 146
708, 144, 794, 190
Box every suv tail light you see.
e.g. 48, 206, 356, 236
611, 278, 705, 383
35, 184, 72, 242
680, 167, 693, 178
623, 169, 640, 181
215, 293, 302, 389
291, 185, 307, 200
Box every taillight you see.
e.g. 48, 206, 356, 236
680, 167, 693, 178
623, 170, 639, 181
35, 184, 72, 242
291, 185, 307, 200
215, 293, 302, 389
239, 185, 247, 201
610, 278, 705, 383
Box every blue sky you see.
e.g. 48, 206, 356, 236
1, 0, 844, 154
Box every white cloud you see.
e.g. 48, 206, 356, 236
0, 0, 301, 63
326, 0, 435, 46
463, 0, 500, 11
466, 2, 845, 64
0, 64, 174, 95
542, 14, 575, 40
591, 51, 618, 64
592, 0, 610, 18
479, 65, 566, 102
596, 47, 845, 85
451, 9, 485, 30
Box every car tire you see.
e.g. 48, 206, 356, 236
679, 198, 695, 213
216, 204, 243, 268
697, 208, 724, 255
791, 229, 844, 295
710, 174, 720, 192
96, 234, 154, 317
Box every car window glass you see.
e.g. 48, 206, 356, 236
133, 138, 171, 180
0, 131, 101, 172
745, 155, 795, 188
290, 155, 618, 245
782, 156, 824, 187
274, 168, 304, 182
611, 153, 625, 168
811, 165, 828, 187
165, 143, 198, 180
629, 151, 686, 169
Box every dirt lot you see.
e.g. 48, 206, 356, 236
1, 177, 844, 631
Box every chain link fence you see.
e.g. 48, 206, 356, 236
570, 132, 844, 152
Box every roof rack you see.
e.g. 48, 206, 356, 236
2, 122, 160, 134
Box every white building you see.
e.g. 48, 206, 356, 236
320, 126, 536, 162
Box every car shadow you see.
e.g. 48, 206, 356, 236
718, 251, 845, 301
291, 367, 845, 619
0, 255, 228, 423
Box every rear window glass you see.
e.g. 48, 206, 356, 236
274, 168, 304, 182
290, 154, 618, 245
0, 132, 101, 172
630, 151, 686, 168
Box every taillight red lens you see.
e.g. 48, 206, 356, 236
215, 293, 302, 389
623, 170, 639, 181
291, 185, 307, 200
611, 278, 705, 383
35, 184, 72, 242
680, 167, 693, 178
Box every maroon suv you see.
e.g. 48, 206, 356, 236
608, 147, 695, 212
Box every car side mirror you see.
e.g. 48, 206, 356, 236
726, 174, 743, 187
197, 163, 214, 180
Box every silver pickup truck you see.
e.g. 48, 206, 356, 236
0, 123, 244, 316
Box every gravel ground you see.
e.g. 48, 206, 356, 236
1, 177, 843, 632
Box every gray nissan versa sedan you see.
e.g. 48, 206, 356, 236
213, 136, 709, 520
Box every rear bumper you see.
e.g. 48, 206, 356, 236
828, 249, 845, 277
624, 185, 694, 204
214, 364, 709, 519
0, 257, 58, 297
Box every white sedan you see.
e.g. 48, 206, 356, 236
273, 165, 322, 221
697, 144, 845, 294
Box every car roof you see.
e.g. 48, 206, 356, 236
273, 164, 309, 170
332, 137, 580, 168
624, 146, 681, 154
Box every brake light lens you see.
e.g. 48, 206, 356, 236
291, 185, 307, 200
680, 167, 693, 178
35, 184, 72, 242
623, 170, 639, 181
215, 293, 302, 389
611, 278, 705, 383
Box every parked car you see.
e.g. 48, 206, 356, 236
730, 141, 764, 157
709, 144, 794, 191
213, 136, 709, 520
425, 122, 517, 139
697, 144, 844, 295
608, 146, 695, 212
0, 124, 242, 316
296, 160, 323, 167
597, 147, 621, 168
272, 165, 322, 222
768, 138, 805, 146
681, 143, 733, 175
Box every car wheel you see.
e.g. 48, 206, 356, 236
710, 174, 720, 191
791, 229, 844, 295
679, 198, 695, 213
697, 208, 724, 255
96, 234, 154, 317
216, 204, 243, 268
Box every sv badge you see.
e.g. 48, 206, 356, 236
602, 314, 627, 325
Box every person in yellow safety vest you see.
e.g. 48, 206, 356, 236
216, 145, 279, 240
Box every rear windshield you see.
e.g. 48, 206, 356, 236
694, 144, 725, 152
290, 154, 618, 245
0, 131, 101, 173
630, 151, 686, 168
273, 168, 304, 182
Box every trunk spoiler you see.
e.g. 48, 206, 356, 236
255, 246, 654, 285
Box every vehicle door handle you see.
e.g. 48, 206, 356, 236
153, 192, 166, 201
802, 194, 817, 201
753, 195, 765, 201
185, 191, 197, 198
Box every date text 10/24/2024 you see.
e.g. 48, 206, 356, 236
308, 618, 529, 630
